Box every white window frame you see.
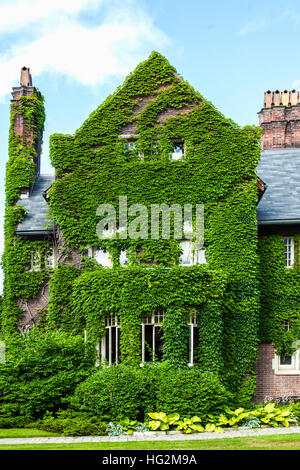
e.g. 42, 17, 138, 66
188, 312, 198, 367
283, 237, 295, 268
99, 316, 121, 366
141, 311, 164, 363
272, 342, 300, 375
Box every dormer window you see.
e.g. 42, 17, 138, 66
283, 237, 294, 267
169, 142, 184, 160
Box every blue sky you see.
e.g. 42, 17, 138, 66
1, 0, 300, 290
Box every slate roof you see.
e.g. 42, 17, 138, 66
16, 174, 55, 235
257, 149, 300, 224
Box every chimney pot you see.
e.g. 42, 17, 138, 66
20, 67, 32, 87
259, 89, 300, 149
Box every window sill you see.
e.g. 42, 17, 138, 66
274, 370, 300, 375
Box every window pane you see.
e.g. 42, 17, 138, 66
105, 328, 110, 362
284, 238, 293, 267
117, 328, 121, 364
154, 326, 164, 361
120, 250, 128, 265
193, 327, 199, 364
195, 249, 207, 264
280, 353, 292, 365
95, 248, 111, 267
144, 325, 153, 362
111, 327, 116, 364
170, 143, 184, 160
179, 240, 192, 265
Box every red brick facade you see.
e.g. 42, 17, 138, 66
255, 343, 300, 402
259, 90, 300, 149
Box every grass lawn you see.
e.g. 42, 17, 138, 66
0, 433, 299, 450
0, 428, 61, 438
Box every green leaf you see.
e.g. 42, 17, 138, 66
205, 423, 216, 432
148, 420, 161, 430
264, 403, 276, 413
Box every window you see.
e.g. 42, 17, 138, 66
179, 241, 207, 266
30, 245, 55, 271
119, 249, 128, 266
169, 142, 184, 160
273, 344, 300, 375
279, 353, 293, 366
99, 316, 121, 365
20, 190, 29, 199
45, 246, 55, 268
188, 312, 199, 367
179, 240, 192, 265
123, 141, 143, 160
30, 251, 41, 271
88, 246, 112, 267
283, 237, 294, 268
141, 311, 164, 363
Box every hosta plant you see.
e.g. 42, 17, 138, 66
175, 416, 205, 434
147, 412, 180, 431
256, 403, 296, 427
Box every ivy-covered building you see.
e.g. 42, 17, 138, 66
2, 53, 300, 403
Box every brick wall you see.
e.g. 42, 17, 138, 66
255, 343, 300, 402
258, 90, 300, 149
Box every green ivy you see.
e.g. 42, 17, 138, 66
1, 89, 46, 337
2, 51, 282, 402
258, 235, 300, 355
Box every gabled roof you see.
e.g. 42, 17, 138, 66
257, 149, 300, 224
16, 174, 55, 235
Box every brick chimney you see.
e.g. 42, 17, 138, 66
258, 90, 300, 149
11, 67, 42, 174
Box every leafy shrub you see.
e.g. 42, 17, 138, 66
32, 410, 107, 436
0, 330, 94, 418
291, 402, 300, 423
71, 365, 155, 420
0, 415, 33, 429
153, 366, 231, 417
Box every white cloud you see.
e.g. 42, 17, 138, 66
238, 19, 268, 37
0, 0, 170, 102
0, 0, 101, 33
